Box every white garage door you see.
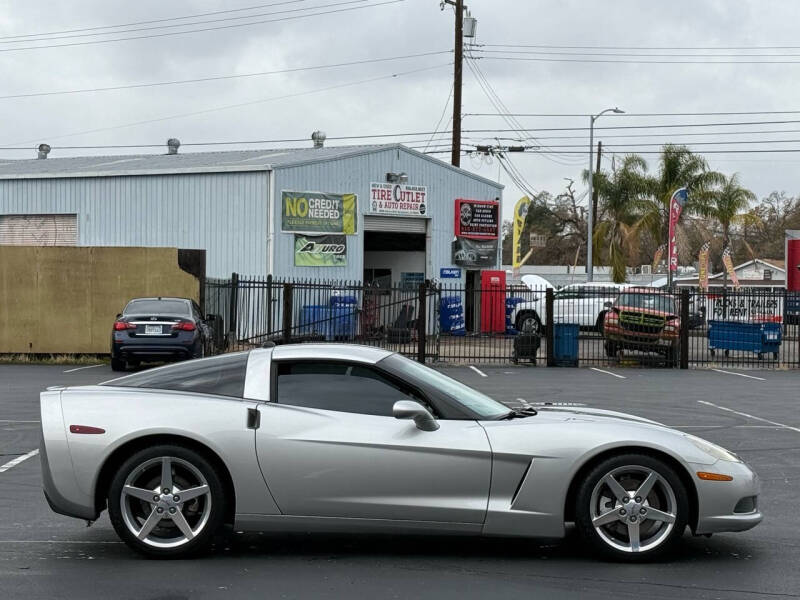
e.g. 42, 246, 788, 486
363, 215, 428, 233
0, 214, 78, 245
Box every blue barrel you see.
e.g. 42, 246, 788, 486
439, 295, 466, 336
329, 305, 357, 340
300, 305, 330, 339
553, 323, 579, 366
330, 294, 358, 307
506, 297, 526, 334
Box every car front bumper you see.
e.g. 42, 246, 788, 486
692, 459, 763, 535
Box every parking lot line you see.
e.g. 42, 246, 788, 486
589, 368, 626, 379
0, 449, 39, 473
711, 369, 766, 381
469, 366, 488, 377
0, 419, 40, 423
0, 540, 123, 544
62, 364, 104, 373
698, 400, 800, 434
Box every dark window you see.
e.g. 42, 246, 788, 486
106, 352, 249, 398
124, 299, 190, 317
276, 361, 422, 417
363, 268, 392, 292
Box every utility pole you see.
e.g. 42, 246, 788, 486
591, 140, 602, 234
450, 0, 464, 167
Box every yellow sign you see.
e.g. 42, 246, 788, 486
512, 196, 530, 268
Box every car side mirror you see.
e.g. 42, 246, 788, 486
603, 301, 613, 309
393, 400, 439, 432
116, 313, 122, 318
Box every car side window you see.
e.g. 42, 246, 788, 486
275, 361, 424, 417
107, 352, 249, 398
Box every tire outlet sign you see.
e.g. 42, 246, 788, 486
369, 183, 428, 216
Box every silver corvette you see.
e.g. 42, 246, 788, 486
40, 344, 762, 560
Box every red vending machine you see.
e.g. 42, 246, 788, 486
788, 239, 800, 292
480, 270, 506, 333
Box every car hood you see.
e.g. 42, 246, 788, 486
529, 405, 664, 426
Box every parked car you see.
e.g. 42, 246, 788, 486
110, 297, 218, 371
603, 288, 680, 365
41, 344, 761, 560
510, 282, 630, 334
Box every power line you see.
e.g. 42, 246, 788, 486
484, 128, 800, 141
0, 0, 368, 44
474, 48, 800, 58
0, 0, 404, 53
463, 119, 800, 132
0, 0, 310, 40
3, 63, 451, 147
478, 43, 800, 51
478, 54, 800, 65
465, 110, 800, 117
0, 50, 450, 100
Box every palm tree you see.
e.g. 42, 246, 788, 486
636, 145, 725, 253
693, 172, 758, 286
589, 155, 650, 282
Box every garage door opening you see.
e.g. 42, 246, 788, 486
363, 231, 426, 289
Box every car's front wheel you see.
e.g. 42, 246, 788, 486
575, 453, 688, 561
108, 445, 227, 558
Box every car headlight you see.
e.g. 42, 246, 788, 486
686, 435, 742, 463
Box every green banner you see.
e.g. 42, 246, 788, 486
294, 234, 347, 267
281, 190, 357, 234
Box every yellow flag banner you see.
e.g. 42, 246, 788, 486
698, 242, 710, 290
512, 196, 531, 269
722, 246, 740, 289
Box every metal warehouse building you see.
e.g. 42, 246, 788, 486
0, 140, 502, 289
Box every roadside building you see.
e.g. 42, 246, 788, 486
675, 258, 785, 290
0, 139, 502, 290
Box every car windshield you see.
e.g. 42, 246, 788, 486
124, 299, 190, 316
617, 293, 675, 314
380, 354, 509, 419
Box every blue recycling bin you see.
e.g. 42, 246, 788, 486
439, 295, 466, 335
300, 305, 330, 339
553, 322, 579, 367
708, 320, 782, 360
506, 297, 526, 334
329, 295, 357, 340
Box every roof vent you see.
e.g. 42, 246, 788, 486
167, 138, 181, 155
37, 143, 51, 159
311, 130, 326, 148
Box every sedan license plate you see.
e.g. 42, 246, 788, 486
144, 325, 162, 335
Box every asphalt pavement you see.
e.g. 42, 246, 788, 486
1, 362, 799, 599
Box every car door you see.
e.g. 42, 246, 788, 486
254, 360, 492, 524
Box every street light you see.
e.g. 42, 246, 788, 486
587, 107, 624, 282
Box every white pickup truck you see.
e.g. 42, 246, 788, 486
510, 282, 630, 333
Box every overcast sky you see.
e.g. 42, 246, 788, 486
2, 0, 800, 221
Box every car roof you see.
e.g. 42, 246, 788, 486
563, 282, 630, 289
621, 287, 672, 294
127, 297, 191, 302
270, 343, 394, 364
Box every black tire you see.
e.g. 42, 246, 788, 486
665, 347, 678, 368
595, 312, 606, 332
108, 444, 228, 558
575, 453, 689, 562
605, 341, 617, 358
110, 357, 126, 371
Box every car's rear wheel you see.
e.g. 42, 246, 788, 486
575, 453, 688, 561
108, 445, 227, 558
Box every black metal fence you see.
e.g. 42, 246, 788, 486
204, 274, 800, 369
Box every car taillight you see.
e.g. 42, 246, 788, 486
171, 321, 196, 331
113, 321, 136, 331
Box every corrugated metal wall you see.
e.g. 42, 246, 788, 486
272, 148, 502, 283
0, 171, 269, 278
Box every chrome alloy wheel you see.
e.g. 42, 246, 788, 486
120, 456, 212, 549
589, 465, 677, 554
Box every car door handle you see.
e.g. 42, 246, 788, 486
247, 408, 260, 430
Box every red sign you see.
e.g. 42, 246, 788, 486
454, 199, 499, 239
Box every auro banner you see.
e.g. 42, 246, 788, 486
294, 234, 347, 267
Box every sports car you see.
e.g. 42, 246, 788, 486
40, 344, 761, 560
